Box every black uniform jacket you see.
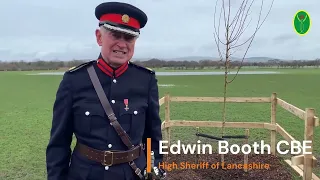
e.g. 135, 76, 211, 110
46, 59, 163, 180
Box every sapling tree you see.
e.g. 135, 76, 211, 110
213, 0, 274, 162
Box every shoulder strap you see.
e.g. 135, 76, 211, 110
86, 65, 144, 179
68, 60, 95, 72
129, 61, 155, 74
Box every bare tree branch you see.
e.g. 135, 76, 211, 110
222, 0, 228, 39
229, 0, 251, 41
214, 0, 226, 61
229, 0, 255, 43
228, 0, 274, 83
228, 0, 246, 29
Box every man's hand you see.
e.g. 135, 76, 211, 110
143, 166, 166, 180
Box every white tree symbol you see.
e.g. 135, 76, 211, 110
297, 13, 308, 33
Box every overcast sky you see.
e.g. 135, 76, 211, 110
0, 0, 319, 61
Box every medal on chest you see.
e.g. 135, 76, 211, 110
124, 99, 129, 111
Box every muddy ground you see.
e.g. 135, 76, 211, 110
162, 153, 295, 180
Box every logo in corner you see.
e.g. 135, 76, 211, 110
293, 10, 311, 36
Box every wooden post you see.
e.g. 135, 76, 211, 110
196, 127, 200, 162
270, 93, 277, 155
244, 129, 249, 172
164, 93, 171, 150
303, 108, 315, 180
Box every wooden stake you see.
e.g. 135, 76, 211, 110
164, 93, 171, 160
271, 93, 277, 155
244, 129, 249, 172
196, 127, 200, 162
303, 108, 315, 180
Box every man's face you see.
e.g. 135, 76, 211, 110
96, 27, 137, 67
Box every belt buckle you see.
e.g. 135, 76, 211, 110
102, 151, 113, 166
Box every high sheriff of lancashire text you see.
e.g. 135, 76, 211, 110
158, 161, 270, 171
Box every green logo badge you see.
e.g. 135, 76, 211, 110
293, 10, 311, 35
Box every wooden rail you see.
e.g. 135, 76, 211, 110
170, 96, 271, 103
277, 98, 319, 127
162, 121, 276, 130
158, 92, 319, 180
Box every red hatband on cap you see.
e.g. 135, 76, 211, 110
100, 13, 140, 29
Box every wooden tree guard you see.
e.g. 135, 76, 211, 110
158, 93, 319, 180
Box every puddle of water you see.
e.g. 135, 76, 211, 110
155, 71, 280, 76
158, 84, 175, 87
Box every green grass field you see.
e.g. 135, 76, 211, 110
0, 68, 319, 179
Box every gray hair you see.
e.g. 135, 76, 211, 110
99, 26, 108, 34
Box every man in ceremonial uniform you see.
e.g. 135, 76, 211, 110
46, 2, 165, 180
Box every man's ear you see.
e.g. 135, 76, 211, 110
95, 29, 102, 46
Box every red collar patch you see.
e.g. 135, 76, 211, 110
97, 58, 128, 78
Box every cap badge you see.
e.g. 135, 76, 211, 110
122, 14, 130, 23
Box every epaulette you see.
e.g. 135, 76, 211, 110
129, 61, 155, 74
68, 60, 96, 72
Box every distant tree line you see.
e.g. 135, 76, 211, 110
135, 58, 320, 70
0, 58, 319, 71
